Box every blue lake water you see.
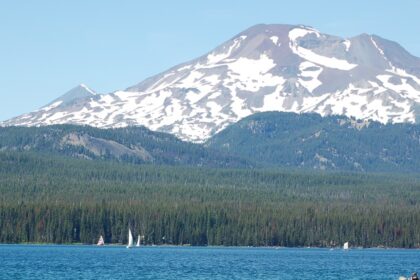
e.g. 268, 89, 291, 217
0, 245, 418, 279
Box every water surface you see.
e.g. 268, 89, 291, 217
0, 245, 418, 279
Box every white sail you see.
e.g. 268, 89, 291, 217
343, 241, 349, 250
127, 228, 134, 248
136, 235, 141, 247
97, 235, 104, 246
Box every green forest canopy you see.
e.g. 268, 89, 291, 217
0, 151, 419, 247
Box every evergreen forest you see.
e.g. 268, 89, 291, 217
1, 151, 419, 248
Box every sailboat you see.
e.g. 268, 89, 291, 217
97, 235, 105, 246
343, 241, 349, 250
126, 228, 134, 249
136, 235, 141, 247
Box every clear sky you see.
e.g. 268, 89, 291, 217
1, 0, 419, 121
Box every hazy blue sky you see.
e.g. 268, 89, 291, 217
1, 0, 419, 121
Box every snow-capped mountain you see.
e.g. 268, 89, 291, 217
2, 24, 420, 142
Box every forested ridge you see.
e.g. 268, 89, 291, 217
0, 125, 249, 167
1, 151, 419, 248
207, 112, 420, 172
2, 111, 420, 173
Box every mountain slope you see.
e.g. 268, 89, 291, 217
2, 24, 420, 142
0, 125, 249, 167
206, 112, 420, 172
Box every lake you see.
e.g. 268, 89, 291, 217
0, 245, 418, 279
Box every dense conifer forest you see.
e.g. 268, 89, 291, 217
1, 151, 419, 248
208, 112, 420, 172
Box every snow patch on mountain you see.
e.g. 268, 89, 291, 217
343, 40, 351, 52
270, 36, 280, 45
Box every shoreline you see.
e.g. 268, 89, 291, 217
1, 243, 419, 250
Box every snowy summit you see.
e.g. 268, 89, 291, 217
2, 24, 420, 142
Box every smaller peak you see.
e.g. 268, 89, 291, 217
77, 83, 96, 95
46, 84, 96, 107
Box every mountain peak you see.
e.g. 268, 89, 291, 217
2, 24, 420, 142
47, 84, 96, 107
78, 84, 96, 95
242, 23, 315, 33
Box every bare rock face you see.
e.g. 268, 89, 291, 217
3, 24, 420, 142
